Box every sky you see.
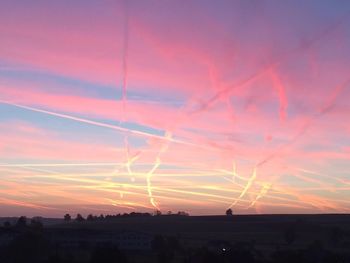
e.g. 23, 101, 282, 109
0, 0, 350, 217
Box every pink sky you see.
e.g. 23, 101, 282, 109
0, 0, 350, 217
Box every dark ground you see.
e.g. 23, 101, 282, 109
1, 214, 350, 263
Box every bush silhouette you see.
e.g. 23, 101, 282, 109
75, 214, 85, 222
64, 214, 71, 222
15, 216, 27, 229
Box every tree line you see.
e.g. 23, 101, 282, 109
63, 210, 190, 222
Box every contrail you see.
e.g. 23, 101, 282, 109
146, 157, 161, 209
0, 197, 54, 210
247, 183, 272, 208
0, 162, 126, 167
272, 185, 345, 211
232, 161, 237, 182
145, 131, 172, 209
121, 0, 129, 118
296, 167, 350, 186
269, 68, 288, 121
192, 11, 350, 114
228, 167, 257, 208
0, 100, 193, 145
124, 137, 141, 181
256, 78, 350, 168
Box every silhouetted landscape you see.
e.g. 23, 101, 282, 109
1, 212, 350, 263
1, 0, 350, 262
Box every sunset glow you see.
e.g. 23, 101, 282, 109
1, 0, 350, 217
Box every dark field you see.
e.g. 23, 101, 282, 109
1, 214, 350, 262
56, 214, 350, 244
58, 214, 350, 255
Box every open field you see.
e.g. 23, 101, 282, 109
53, 214, 350, 251
1, 214, 350, 262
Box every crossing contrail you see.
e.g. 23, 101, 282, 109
256, 78, 350, 168
192, 11, 350, 114
228, 167, 257, 208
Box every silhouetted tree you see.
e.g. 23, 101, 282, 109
64, 213, 71, 222
226, 208, 233, 216
155, 210, 162, 216
16, 216, 27, 228
87, 214, 94, 221
177, 211, 189, 216
30, 218, 43, 231
99, 214, 105, 220
75, 213, 85, 222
